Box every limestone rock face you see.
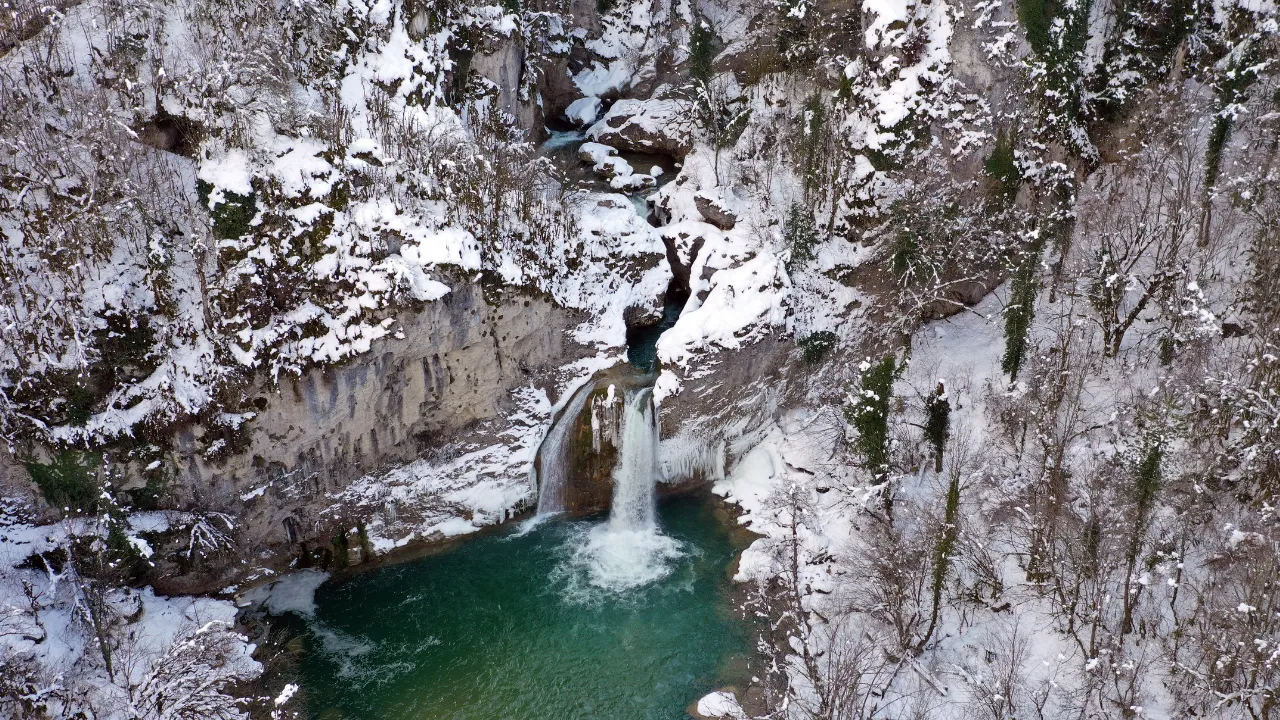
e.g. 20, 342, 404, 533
159, 283, 586, 591
559, 384, 626, 514
472, 38, 541, 131
586, 99, 696, 158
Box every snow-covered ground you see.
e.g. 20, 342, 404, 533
0, 512, 267, 719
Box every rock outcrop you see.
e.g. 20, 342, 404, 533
153, 282, 587, 590
694, 194, 737, 230
586, 99, 696, 158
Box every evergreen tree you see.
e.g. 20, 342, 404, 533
847, 355, 901, 520
1002, 240, 1042, 381
919, 461, 960, 652
984, 129, 1020, 206
784, 203, 818, 272
924, 381, 950, 473
1121, 434, 1163, 634
690, 20, 715, 83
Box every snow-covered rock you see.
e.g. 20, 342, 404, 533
579, 141, 620, 165
694, 193, 737, 230
565, 96, 603, 126
694, 690, 748, 719
610, 173, 656, 190
586, 98, 696, 157
579, 141, 638, 180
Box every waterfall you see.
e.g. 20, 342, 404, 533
607, 388, 657, 532
553, 385, 683, 596
536, 380, 596, 515
538, 381, 683, 595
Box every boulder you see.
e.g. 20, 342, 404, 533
579, 142, 637, 180
694, 193, 737, 230
919, 272, 1002, 320
579, 142, 656, 188
610, 173, 656, 191
623, 302, 663, 327
586, 98, 696, 157
564, 96, 603, 126
578, 141, 619, 165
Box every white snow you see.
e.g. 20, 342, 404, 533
0, 514, 262, 719
565, 96, 604, 126
240, 569, 331, 618
696, 690, 748, 719
658, 252, 790, 367
574, 61, 634, 97
198, 150, 254, 198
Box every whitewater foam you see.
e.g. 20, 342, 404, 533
553, 524, 686, 604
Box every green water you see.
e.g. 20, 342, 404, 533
627, 295, 686, 373
295, 497, 750, 720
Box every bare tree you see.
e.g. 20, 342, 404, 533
1075, 110, 1207, 357
1175, 527, 1280, 719
119, 618, 261, 720
814, 614, 898, 720
956, 619, 1032, 720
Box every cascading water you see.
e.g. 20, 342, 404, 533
530, 121, 690, 587
536, 380, 596, 515
555, 387, 684, 596
607, 388, 658, 532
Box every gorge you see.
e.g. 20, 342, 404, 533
2, 0, 1279, 716
265, 250, 730, 719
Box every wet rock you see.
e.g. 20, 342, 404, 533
540, 368, 665, 514
535, 54, 583, 120
561, 384, 626, 513
659, 231, 702, 295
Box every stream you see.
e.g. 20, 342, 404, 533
289, 495, 750, 719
